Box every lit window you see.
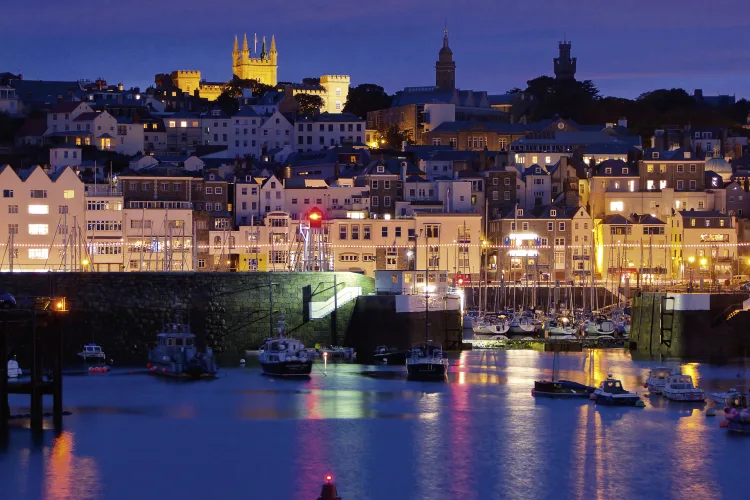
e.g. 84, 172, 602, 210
28, 224, 49, 235
28, 248, 49, 260
610, 201, 624, 212
63, 190, 75, 199
169, 121, 176, 128
28, 205, 49, 215
180, 121, 188, 128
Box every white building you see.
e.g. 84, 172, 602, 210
519, 165, 552, 211
0, 165, 86, 272
293, 113, 365, 153
0, 86, 20, 116
84, 184, 125, 272
123, 200, 193, 271
49, 147, 82, 172
115, 117, 145, 155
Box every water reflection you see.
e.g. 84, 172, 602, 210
44, 432, 101, 500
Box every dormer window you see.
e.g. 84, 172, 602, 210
535, 168, 541, 174
605, 168, 612, 174
245, 175, 251, 182
516, 208, 523, 216
209, 174, 215, 180
212, 109, 221, 116
695, 132, 700, 138
684, 152, 691, 159
377, 166, 384, 173
550, 209, 557, 216
652, 152, 659, 159
622, 168, 629, 174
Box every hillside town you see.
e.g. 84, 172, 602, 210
0, 33, 748, 289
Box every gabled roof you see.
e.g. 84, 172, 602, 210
678, 210, 730, 218
642, 148, 696, 161
523, 164, 548, 177
583, 142, 633, 155
405, 175, 430, 183
601, 214, 629, 225
11, 80, 81, 106
49, 101, 86, 113
234, 106, 260, 118
631, 214, 665, 225
73, 112, 101, 122
594, 159, 637, 176
296, 112, 363, 123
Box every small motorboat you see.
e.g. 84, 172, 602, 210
318, 345, 356, 362
584, 316, 616, 337
711, 388, 742, 404
545, 317, 576, 338
7, 358, 22, 379
374, 346, 407, 364
260, 337, 313, 377
78, 343, 106, 362
406, 342, 448, 381
591, 376, 644, 406
662, 374, 705, 402
507, 315, 535, 337
533, 380, 595, 398
644, 367, 672, 394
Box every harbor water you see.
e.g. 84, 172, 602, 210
2, 349, 750, 499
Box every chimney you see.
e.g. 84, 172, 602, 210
401, 160, 408, 181
401, 140, 407, 152
334, 161, 340, 179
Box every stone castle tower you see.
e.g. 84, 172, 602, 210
435, 29, 456, 90
232, 33, 278, 86
553, 40, 577, 80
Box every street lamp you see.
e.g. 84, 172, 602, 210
687, 256, 695, 291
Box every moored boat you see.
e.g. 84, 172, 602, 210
147, 323, 217, 379
533, 380, 595, 398
406, 342, 448, 381
78, 343, 106, 362
374, 346, 407, 365
644, 367, 672, 394
591, 376, 643, 406
259, 337, 313, 377
7, 357, 22, 379
662, 374, 705, 402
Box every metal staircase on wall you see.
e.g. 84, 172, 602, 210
309, 287, 362, 319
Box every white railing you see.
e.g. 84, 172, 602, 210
309, 286, 362, 319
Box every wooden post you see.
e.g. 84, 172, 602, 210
53, 315, 63, 429
30, 312, 43, 432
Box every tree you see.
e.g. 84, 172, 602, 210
377, 126, 412, 149
217, 76, 276, 115
302, 77, 320, 86
343, 84, 392, 119
294, 93, 324, 115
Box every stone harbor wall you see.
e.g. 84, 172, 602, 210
629, 291, 750, 360
0, 272, 374, 364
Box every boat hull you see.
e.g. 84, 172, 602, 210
406, 362, 447, 381
261, 360, 313, 377
533, 380, 594, 398
595, 394, 642, 406
663, 390, 705, 402
374, 352, 407, 365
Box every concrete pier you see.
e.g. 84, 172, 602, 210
629, 291, 750, 359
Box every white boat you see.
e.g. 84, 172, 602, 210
508, 315, 535, 336
546, 317, 576, 338
78, 343, 106, 361
662, 374, 705, 402
473, 320, 510, 337
644, 367, 671, 394
591, 376, 644, 406
711, 388, 742, 404
260, 337, 313, 377
584, 316, 616, 337
7, 358, 22, 379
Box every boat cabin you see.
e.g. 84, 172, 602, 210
599, 379, 628, 394
156, 333, 196, 348
649, 368, 671, 380
665, 375, 695, 390
83, 344, 103, 355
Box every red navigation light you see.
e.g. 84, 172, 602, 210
457, 277, 464, 285
308, 208, 323, 228
325, 475, 333, 483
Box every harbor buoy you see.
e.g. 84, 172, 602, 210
240, 359, 246, 365
706, 408, 717, 417
635, 400, 646, 408
317, 475, 341, 500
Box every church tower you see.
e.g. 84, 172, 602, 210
554, 40, 577, 80
435, 29, 456, 90
232, 33, 278, 86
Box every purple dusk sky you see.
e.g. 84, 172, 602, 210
3, 0, 749, 99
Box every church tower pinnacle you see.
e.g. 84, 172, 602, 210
260, 36, 267, 60
233, 35, 239, 59
435, 29, 456, 90
270, 35, 277, 64
242, 34, 250, 59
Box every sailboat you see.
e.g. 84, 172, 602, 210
406, 269, 448, 381
532, 351, 595, 398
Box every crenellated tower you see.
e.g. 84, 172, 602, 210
554, 40, 577, 80
435, 29, 456, 90
233, 33, 278, 85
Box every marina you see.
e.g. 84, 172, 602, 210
2, 349, 750, 499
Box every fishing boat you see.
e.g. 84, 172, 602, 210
406, 342, 448, 381
147, 323, 217, 379
7, 357, 22, 379
532, 352, 594, 398
374, 346, 406, 365
78, 343, 106, 362
662, 374, 705, 402
259, 337, 313, 377
591, 376, 644, 406
644, 367, 672, 394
